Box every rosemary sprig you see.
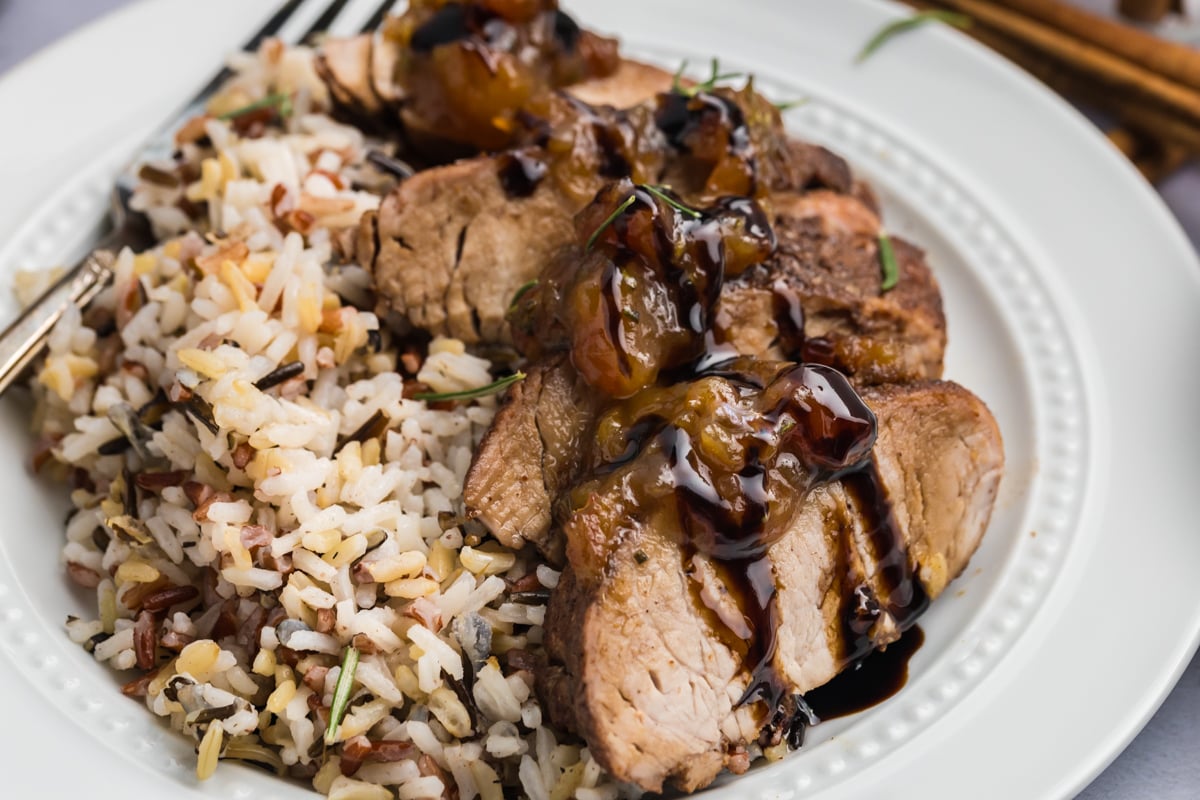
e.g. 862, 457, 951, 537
508, 279, 539, 312
856, 10, 971, 64
586, 194, 637, 250
878, 231, 899, 292
586, 185, 704, 250
218, 92, 294, 121
643, 185, 701, 219
672, 57, 746, 97
414, 372, 527, 403
324, 645, 360, 746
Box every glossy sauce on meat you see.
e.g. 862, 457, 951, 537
507, 82, 928, 743
496, 149, 549, 197
393, 0, 620, 151
514, 181, 773, 396
568, 357, 880, 725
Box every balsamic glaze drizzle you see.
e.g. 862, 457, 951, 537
497, 150, 549, 198
805, 625, 925, 722
533, 81, 931, 741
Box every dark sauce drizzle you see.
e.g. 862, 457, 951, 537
781, 467, 929, 743
497, 150, 549, 198
656, 91, 751, 160
655, 90, 757, 194
804, 625, 925, 722
629, 363, 882, 716
607, 323, 927, 739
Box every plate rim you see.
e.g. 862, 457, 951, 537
0, 1, 1197, 798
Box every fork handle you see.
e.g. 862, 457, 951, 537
0, 250, 116, 398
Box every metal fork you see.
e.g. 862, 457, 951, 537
0, 0, 399, 397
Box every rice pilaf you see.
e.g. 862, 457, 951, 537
25, 40, 626, 800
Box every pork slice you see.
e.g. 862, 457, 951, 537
565, 59, 675, 107
716, 190, 947, 384
464, 191, 945, 559
462, 356, 599, 561
360, 157, 582, 343
359, 59, 676, 344
540, 380, 1003, 793
318, 35, 385, 116
770, 381, 1003, 689
777, 140, 855, 195
864, 381, 1004, 597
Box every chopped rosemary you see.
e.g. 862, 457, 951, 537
774, 98, 810, 112
508, 279, 539, 312
643, 185, 701, 219
586, 194, 637, 250
586, 185, 704, 250
413, 372, 526, 402
878, 231, 899, 292
218, 92, 294, 121
324, 645, 360, 746
671, 57, 746, 97
856, 10, 971, 64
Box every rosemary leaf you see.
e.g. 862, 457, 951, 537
878, 231, 899, 293
218, 92, 293, 121
856, 10, 971, 64
643, 185, 701, 219
414, 372, 527, 403
705, 57, 744, 87
508, 279, 539, 312
586, 194, 637, 250
324, 646, 360, 746
671, 59, 690, 93
774, 97, 810, 112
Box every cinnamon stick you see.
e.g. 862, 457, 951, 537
1118, 0, 1172, 23
977, 0, 1200, 90
1134, 140, 1192, 184
908, 3, 1200, 152
1106, 125, 1193, 183
1106, 126, 1140, 159
912, 0, 1200, 132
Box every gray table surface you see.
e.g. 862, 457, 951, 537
1, 1, 1197, 797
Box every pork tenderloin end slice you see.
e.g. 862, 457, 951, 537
362, 158, 577, 344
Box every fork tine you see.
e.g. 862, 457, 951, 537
303, 0, 353, 42
243, 0, 307, 51
190, 0, 310, 102
360, 0, 398, 34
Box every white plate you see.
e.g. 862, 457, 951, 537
0, 1, 1198, 798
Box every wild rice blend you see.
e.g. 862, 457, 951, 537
25, 41, 625, 800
